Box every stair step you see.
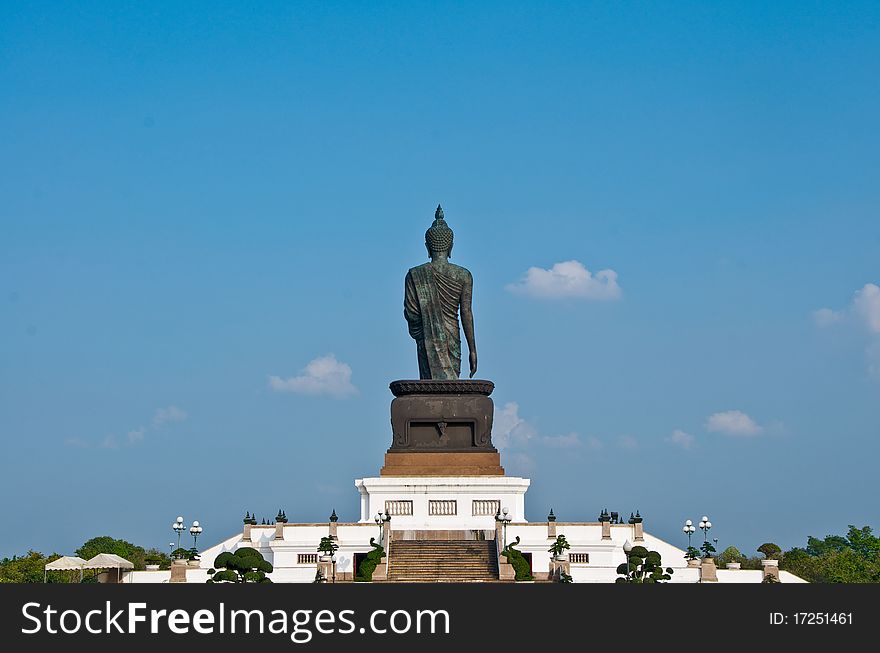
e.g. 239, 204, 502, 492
386, 539, 500, 582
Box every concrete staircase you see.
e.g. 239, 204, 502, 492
387, 540, 500, 582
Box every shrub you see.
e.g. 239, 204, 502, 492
502, 537, 533, 581
355, 538, 385, 582
616, 547, 673, 583
548, 535, 571, 557
317, 536, 339, 556
206, 547, 273, 583
758, 542, 782, 560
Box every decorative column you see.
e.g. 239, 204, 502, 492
548, 558, 571, 582
242, 511, 256, 542
761, 559, 780, 582
275, 509, 287, 540
547, 508, 557, 539
329, 509, 338, 540
699, 557, 718, 582
170, 559, 188, 583
629, 511, 644, 542
599, 509, 611, 540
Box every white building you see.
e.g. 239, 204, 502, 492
125, 472, 803, 584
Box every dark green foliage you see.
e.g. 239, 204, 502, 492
715, 546, 745, 568
501, 536, 533, 581
684, 546, 701, 561
616, 547, 673, 583
714, 525, 880, 582
806, 535, 849, 557
76, 536, 148, 570
317, 536, 339, 556
144, 549, 171, 569
700, 540, 716, 559
558, 570, 573, 583
171, 548, 192, 560
355, 538, 385, 582
780, 525, 880, 583
843, 525, 880, 561
0, 551, 61, 583
548, 534, 571, 557
206, 547, 273, 583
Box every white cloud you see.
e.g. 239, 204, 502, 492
706, 410, 762, 437
269, 354, 357, 398
853, 283, 880, 334
540, 433, 582, 448
126, 428, 145, 445
493, 402, 537, 449
585, 436, 603, 451
666, 429, 695, 449
100, 435, 119, 449
617, 435, 638, 450
506, 260, 622, 300
153, 405, 188, 427
813, 307, 843, 328
815, 283, 880, 376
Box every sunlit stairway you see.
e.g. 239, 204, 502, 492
386, 540, 500, 582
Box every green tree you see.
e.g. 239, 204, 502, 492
76, 536, 147, 570
845, 525, 880, 561
207, 547, 273, 583
781, 525, 880, 583
144, 548, 172, 569
805, 535, 849, 557
716, 546, 745, 567
616, 546, 673, 583
0, 551, 61, 583
757, 542, 781, 560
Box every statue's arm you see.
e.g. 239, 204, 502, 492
460, 271, 477, 377
404, 271, 422, 340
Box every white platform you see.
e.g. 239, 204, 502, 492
355, 476, 531, 530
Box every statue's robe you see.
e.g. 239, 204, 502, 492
404, 263, 465, 379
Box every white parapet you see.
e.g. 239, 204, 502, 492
355, 476, 531, 530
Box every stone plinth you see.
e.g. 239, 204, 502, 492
381, 451, 504, 476
385, 379, 500, 476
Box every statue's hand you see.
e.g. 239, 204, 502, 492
469, 350, 478, 378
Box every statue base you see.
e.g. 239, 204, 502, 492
380, 451, 504, 476
385, 379, 501, 476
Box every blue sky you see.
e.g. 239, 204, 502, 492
2, 2, 879, 558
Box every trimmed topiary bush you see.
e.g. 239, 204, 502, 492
355, 538, 385, 582
501, 536, 533, 581
616, 546, 673, 583
207, 547, 273, 583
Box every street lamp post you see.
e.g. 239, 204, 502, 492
699, 516, 712, 556
682, 519, 696, 547
499, 507, 512, 549
189, 520, 203, 552
172, 516, 185, 554
331, 554, 336, 584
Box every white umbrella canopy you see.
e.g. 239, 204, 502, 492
45, 556, 87, 570
83, 553, 134, 569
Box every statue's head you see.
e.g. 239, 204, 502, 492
425, 204, 454, 258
